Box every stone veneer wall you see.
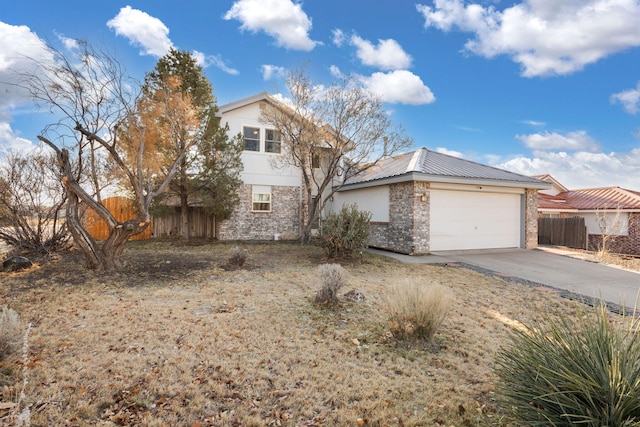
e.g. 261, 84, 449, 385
369, 181, 430, 254
218, 184, 301, 240
524, 188, 539, 249
587, 212, 640, 255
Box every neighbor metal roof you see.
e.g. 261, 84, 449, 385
341, 147, 549, 190
545, 187, 640, 211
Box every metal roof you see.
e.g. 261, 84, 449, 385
341, 148, 549, 189
543, 187, 640, 211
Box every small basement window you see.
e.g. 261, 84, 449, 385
252, 185, 272, 212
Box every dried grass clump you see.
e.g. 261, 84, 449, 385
227, 246, 247, 267
314, 263, 348, 305
0, 306, 22, 361
387, 282, 452, 342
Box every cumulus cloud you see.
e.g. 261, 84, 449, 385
0, 22, 53, 152
516, 131, 599, 152
224, 0, 318, 51
350, 35, 413, 70
107, 6, 173, 57
261, 64, 287, 80
358, 70, 436, 105
329, 65, 343, 78
417, 0, 640, 77
499, 149, 640, 189
611, 82, 640, 114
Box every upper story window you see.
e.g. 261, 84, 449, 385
265, 129, 281, 154
243, 126, 260, 152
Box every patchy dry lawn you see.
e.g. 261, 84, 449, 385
1, 241, 593, 426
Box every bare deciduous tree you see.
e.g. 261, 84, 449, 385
260, 67, 413, 243
0, 148, 69, 258
22, 41, 197, 270
595, 205, 623, 256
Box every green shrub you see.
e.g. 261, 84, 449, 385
387, 282, 452, 342
315, 263, 348, 305
0, 306, 21, 361
321, 204, 371, 259
495, 303, 640, 426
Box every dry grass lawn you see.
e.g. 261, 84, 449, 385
0, 241, 602, 426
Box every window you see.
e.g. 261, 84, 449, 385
312, 154, 320, 169
243, 126, 260, 151
252, 185, 271, 212
265, 129, 281, 154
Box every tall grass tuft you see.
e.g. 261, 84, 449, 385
315, 263, 348, 305
0, 306, 21, 361
495, 302, 640, 426
387, 282, 452, 342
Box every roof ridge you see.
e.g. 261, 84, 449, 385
406, 148, 425, 173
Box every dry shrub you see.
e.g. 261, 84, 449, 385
387, 282, 452, 342
227, 246, 247, 267
314, 263, 348, 305
0, 306, 21, 361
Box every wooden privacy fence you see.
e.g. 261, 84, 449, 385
84, 196, 152, 241
153, 207, 217, 239
538, 216, 587, 249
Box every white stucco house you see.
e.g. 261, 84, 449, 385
215, 92, 550, 253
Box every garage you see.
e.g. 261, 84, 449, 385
429, 189, 522, 251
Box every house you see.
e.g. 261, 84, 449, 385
217, 92, 550, 252
327, 148, 550, 254
216, 92, 305, 241
536, 175, 640, 255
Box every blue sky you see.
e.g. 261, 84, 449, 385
2, 0, 640, 189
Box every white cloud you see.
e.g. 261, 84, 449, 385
192, 50, 239, 75
332, 29, 345, 47
329, 65, 343, 78
350, 35, 413, 70
224, 0, 318, 51
55, 32, 79, 51
611, 82, 640, 114
261, 64, 287, 80
516, 131, 599, 152
358, 70, 436, 105
521, 119, 546, 127
436, 147, 463, 157
499, 149, 640, 189
417, 0, 640, 77
0, 122, 36, 153
107, 6, 173, 57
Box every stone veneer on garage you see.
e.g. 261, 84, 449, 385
369, 182, 540, 255
369, 181, 430, 254
218, 184, 301, 240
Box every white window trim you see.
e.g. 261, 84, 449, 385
251, 185, 272, 212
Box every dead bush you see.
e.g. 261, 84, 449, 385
227, 246, 247, 267
0, 306, 21, 361
387, 282, 452, 342
314, 263, 348, 305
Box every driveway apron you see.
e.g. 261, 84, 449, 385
431, 248, 640, 311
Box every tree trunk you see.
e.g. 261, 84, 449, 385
180, 191, 189, 240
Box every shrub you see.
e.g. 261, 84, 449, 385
227, 246, 247, 267
495, 303, 640, 426
315, 263, 348, 305
321, 204, 371, 259
387, 282, 452, 341
0, 306, 21, 361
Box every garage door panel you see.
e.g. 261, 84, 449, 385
430, 190, 521, 251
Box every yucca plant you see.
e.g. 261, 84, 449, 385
495, 302, 640, 426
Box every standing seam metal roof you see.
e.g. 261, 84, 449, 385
342, 147, 547, 187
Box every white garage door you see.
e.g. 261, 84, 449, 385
430, 190, 522, 251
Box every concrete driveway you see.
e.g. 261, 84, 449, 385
369, 247, 640, 311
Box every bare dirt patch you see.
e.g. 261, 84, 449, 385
1, 241, 595, 426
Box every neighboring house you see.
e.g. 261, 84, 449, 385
536, 174, 640, 255
326, 148, 550, 254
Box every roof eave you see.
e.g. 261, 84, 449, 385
337, 172, 552, 191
